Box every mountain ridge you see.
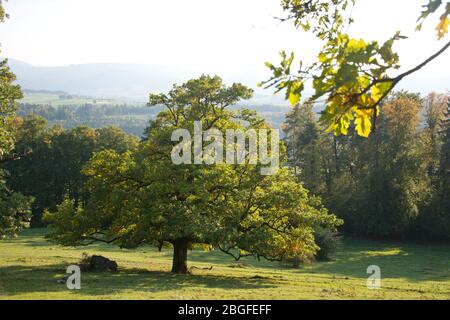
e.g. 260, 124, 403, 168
6, 58, 290, 105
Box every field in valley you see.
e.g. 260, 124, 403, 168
0, 229, 449, 300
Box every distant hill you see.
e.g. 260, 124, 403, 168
8, 59, 189, 101
7, 58, 291, 106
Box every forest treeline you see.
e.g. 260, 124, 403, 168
16, 102, 288, 137
17, 103, 156, 137
3, 116, 139, 226
283, 92, 450, 241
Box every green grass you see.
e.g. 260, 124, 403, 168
0, 229, 449, 300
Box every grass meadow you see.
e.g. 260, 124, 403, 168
0, 229, 449, 300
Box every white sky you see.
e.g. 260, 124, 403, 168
0, 0, 449, 92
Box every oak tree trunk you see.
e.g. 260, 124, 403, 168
171, 238, 188, 274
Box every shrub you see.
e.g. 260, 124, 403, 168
314, 228, 341, 261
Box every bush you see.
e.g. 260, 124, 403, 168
314, 228, 341, 261
409, 195, 450, 241
281, 228, 340, 267
283, 255, 314, 267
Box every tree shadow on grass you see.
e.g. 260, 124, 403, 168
0, 263, 277, 298
296, 240, 450, 282
13, 229, 276, 267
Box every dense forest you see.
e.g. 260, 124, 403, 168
3, 116, 139, 226
283, 92, 450, 241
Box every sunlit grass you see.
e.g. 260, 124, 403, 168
0, 229, 449, 300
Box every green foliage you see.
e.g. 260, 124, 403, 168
283, 103, 327, 194
339, 94, 428, 237
440, 100, 450, 199
43, 197, 86, 245
0, 2, 33, 238
412, 97, 450, 240
0, 2, 21, 157
5, 115, 138, 225
0, 171, 33, 239
45, 75, 342, 273
0, 60, 30, 236
263, 0, 450, 137
0, 59, 22, 158
314, 227, 341, 261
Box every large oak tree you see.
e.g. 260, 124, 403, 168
45, 75, 342, 273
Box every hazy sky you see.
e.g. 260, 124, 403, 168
1, 0, 449, 93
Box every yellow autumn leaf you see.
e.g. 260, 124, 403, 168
355, 110, 372, 138
347, 38, 366, 52
371, 82, 392, 101
289, 91, 300, 106
371, 85, 382, 101
436, 16, 449, 39
288, 81, 303, 106
333, 113, 353, 136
